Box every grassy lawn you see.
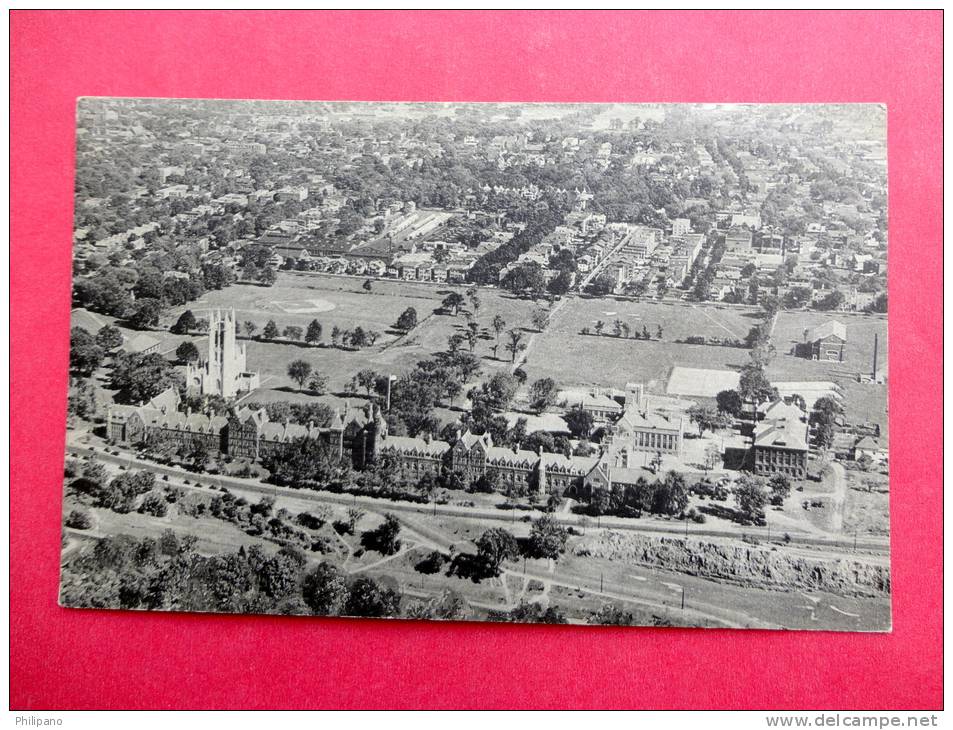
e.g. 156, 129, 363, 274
767, 311, 888, 435
523, 298, 755, 391
842, 469, 890, 536
151, 273, 538, 400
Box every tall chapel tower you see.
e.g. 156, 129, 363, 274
187, 309, 255, 399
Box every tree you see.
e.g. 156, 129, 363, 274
501, 263, 547, 299
529, 515, 568, 560
65, 509, 93, 530
259, 266, 277, 287
783, 286, 813, 309
810, 396, 843, 448
73, 270, 132, 317
353, 369, 378, 397
362, 514, 402, 556
769, 474, 791, 505
67, 378, 98, 421
687, 403, 732, 436
738, 361, 775, 413
128, 297, 162, 330
447, 333, 465, 353
442, 291, 465, 316
594, 320, 605, 336
305, 319, 323, 345
109, 352, 182, 404
716, 389, 743, 418
564, 404, 594, 439
243, 320, 258, 339
283, 325, 303, 341
70, 327, 105, 376
491, 314, 506, 358
734, 474, 768, 524
531, 308, 549, 332
547, 269, 573, 296
505, 328, 526, 363
302, 562, 349, 616
488, 601, 567, 624
528, 377, 559, 414
307, 371, 329, 395
175, 340, 200, 364
344, 577, 401, 618
466, 286, 481, 316
586, 273, 615, 296
362, 279, 373, 292
475, 528, 519, 574
704, 443, 722, 472
260, 436, 339, 487
652, 471, 690, 516
258, 549, 305, 600
395, 307, 418, 332
865, 292, 887, 314
589, 603, 638, 626
816, 289, 845, 311
406, 589, 470, 621
94, 324, 124, 352
262, 320, 280, 340
287, 359, 312, 391
464, 326, 479, 353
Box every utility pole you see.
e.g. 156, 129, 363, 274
681, 586, 685, 611
600, 573, 604, 593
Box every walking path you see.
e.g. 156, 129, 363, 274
67, 444, 889, 554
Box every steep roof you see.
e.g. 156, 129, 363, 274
146, 387, 179, 413
380, 435, 449, 458
618, 408, 682, 432
758, 400, 806, 422
485, 445, 539, 466
854, 436, 882, 451
125, 332, 161, 353
754, 418, 809, 451
807, 320, 847, 342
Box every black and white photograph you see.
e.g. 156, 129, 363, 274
61, 99, 890, 630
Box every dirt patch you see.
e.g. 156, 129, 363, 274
578, 532, 890, 598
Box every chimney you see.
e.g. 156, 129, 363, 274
872, 333, 879, 379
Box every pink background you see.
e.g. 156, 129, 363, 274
11, 11, 942, 710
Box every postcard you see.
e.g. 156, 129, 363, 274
62, 99, 889, 629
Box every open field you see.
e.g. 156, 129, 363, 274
522, 297, 755, 391
77, 273, 539, 401
770, 310, 888, 379
767, 311, 888, 436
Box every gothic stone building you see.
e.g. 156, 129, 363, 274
107, 387, 382, 467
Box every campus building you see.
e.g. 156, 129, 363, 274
751, 404, 809, 479
186, 309, 260, 398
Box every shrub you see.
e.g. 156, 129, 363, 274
65, 509, 92, 530
138, 492, 169, 517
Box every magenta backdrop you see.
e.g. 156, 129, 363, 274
10, 11, 942, 710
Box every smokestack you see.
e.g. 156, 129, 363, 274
872, 333, 878, 379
